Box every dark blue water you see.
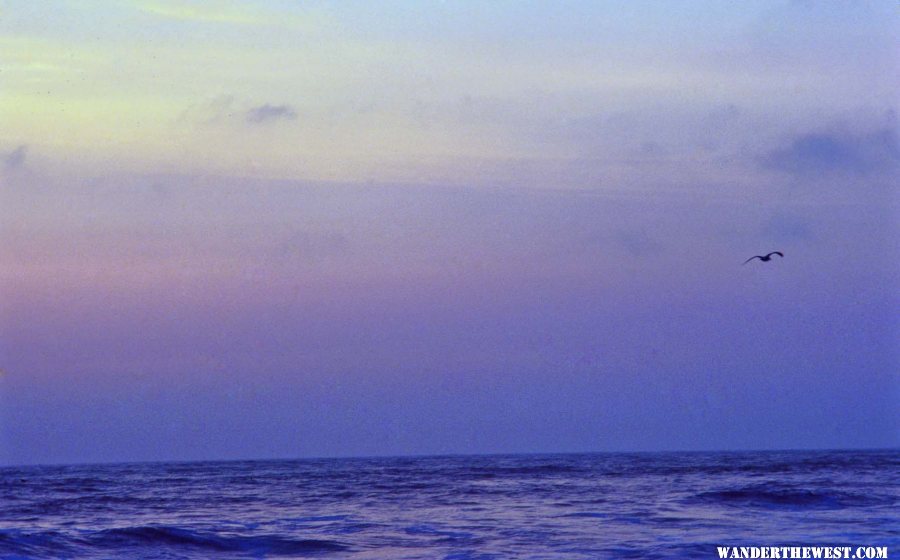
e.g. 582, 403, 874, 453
1, 450, 897, 559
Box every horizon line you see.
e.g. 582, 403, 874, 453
4, 445, 897, 470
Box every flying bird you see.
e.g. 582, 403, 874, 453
743, 251, 784, 265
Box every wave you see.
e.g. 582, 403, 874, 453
558, 512, 611, 519
91, 526, 349, 555
589, 450, 899, 479
2, 451, 897, 559
688, 484, 895, 510
0, 526, 349, 558
464, 464, 588, 479
0, 529, 78, 557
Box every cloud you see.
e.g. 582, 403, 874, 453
133, 1, 268, 25
762, 125, 900, 176
128, 0, 333, 31
761, 213, 813, 244
277, 230, 349, 261
4, 145, 27, 170
178, 95, 236, 126
615, 229, 664, 257
246, 104, 298, 124
179, 98, 298, 128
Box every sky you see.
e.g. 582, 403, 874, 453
0, 1, 897, 465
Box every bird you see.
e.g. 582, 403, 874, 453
743, 251, 784, 265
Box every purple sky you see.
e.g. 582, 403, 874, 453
0, 1, 898, 465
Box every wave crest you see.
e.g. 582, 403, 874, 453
91, 526, 349, 555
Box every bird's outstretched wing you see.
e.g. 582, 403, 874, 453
743, 256, 762, 265
767, 251, 784, 258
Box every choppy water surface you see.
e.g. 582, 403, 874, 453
1, 450, 897, 559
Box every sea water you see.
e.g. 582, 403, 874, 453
1, 450, 897, 559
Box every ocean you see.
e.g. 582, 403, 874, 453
1, 450, 896, 559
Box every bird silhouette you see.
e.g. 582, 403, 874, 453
743, 251, 784, 265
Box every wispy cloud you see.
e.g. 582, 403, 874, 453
246, 104, 298, 125
615, 229, 664, 257
277, 230, 349, 261
3, 145, 27, 170
762, 124, 900, 177
127, 0, 332, 31
761, 213, 813, 244
179, 95, 237, 125
179, 97, 297, 127
132, 1, 269, 25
